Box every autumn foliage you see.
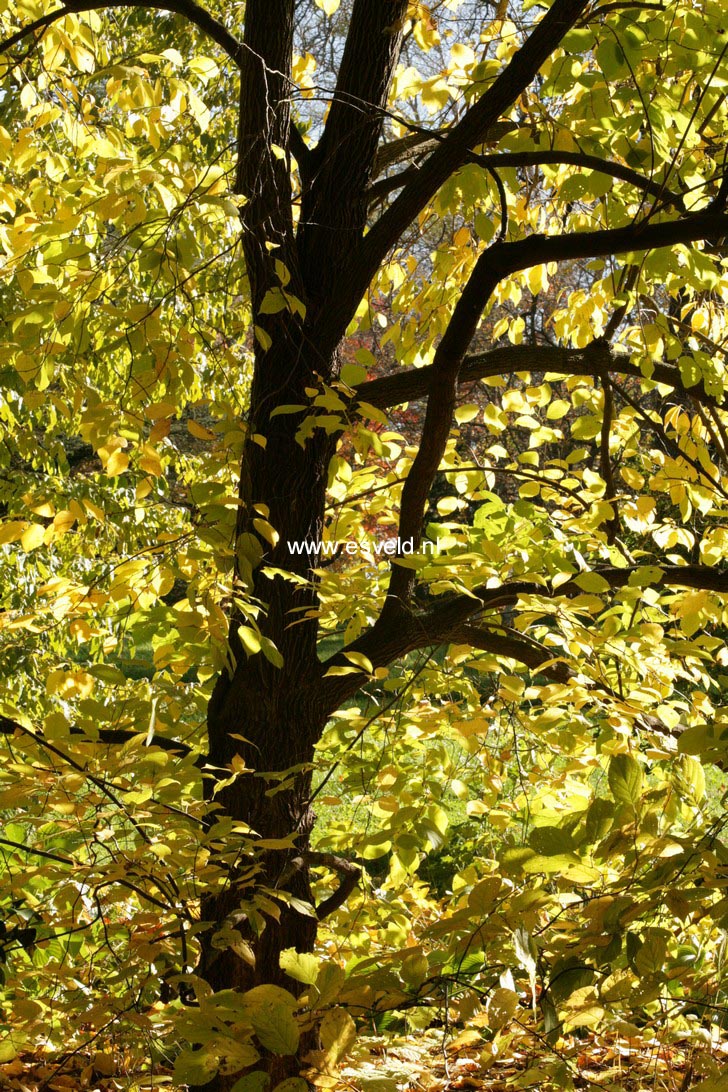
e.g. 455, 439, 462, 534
2, 0, 728, 1090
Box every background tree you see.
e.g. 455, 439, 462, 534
2, 0, 728, 1089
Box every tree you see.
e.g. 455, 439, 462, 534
2, 0, 728, 1088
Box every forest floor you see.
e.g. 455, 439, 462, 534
1, 1027, 727, 1092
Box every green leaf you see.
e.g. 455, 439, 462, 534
401, 949, 429, 986
340, 362, 367, 387
260, 636, 284, 668
522, 854, 601, 883
583, 798, 614, 844
231, 1073, 270, 1092
0, 1041, 17, 1064
678, 722, 728, 757
548, 959, 595, 1004
628, 565, 664, 588
173, 1048, 219, 1086
243, 985, 300, 1055
312, 961, 345, 1007
608, 754, 643, 807
597, 39, 628, 79
280, 948, 320, 985
561, 28, 595, 53
269, 404, 307, 418
633, 931, 667, 977
529, 825, 573, 856
573, 572, 611, 594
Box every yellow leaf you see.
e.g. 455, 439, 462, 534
343, 651, 373, 673
150, 418, 171, 443
145, 401, 176, 420
83, 499, 105, 522
0, 521, 27, 545
52, 511, 76, 536
320, 1008, 356, 1064
450, 43, 475, 69
454, 404, 479, 424
188, 55, 219, 84
139, 447, 163, 476
20, 83, 36, 111
238, 625, 261, 655
253, 518, 279, 546
254, 325, 272, 350
29, 501, 55, 517
546, 398, 570, 420
92, 1053, 115, 1077
21, 523, 45, 551
527, 264, 548, 295
421, 76, 449, 112
187, 419, 216, 440
106, 450, 129, 476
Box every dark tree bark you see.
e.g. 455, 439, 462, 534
195, 4, 414, 1086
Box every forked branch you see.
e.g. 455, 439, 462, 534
374, 209, 728, 616
343, 0, 592, 316
321, 564, 728, 711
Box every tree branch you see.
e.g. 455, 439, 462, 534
336, 0, 592, 324
465, 210, 728, 283
0, 836, 178, 912
372, 121, 519, 176
236, 0, 297, 310
380, 244, 507, 613
298, 0, 409, 299
321, 564, 728, 712
289, 122, 312, 175
355, 342, 724, 412
449, 625, 703, 755
599, 375, 620, 544
450, 624, 572, 683
367, 149, 685, 210
0, 713, 194, 758
276, 851, 362, 920
0, 0, 244, 64
308, 852, 362, 920
363, 209, 728, 616
0, 835, 76, 867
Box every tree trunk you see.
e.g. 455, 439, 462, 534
195, 320, 337, 1087
192, 3, 411, 1086
200, 701, 322, 1089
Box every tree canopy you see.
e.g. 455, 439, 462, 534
2, 0, 728, 1089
